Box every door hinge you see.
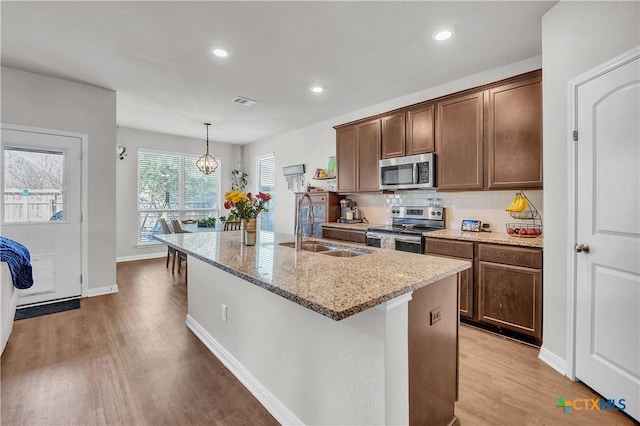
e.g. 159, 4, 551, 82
80, 211, 83, 222
80, 273, 83, 284
573, 130, 578, 141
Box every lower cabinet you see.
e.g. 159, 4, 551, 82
425, 238, 543, 344
322, 227, 367, 244
477, 243, 543, 340
424, 238, 474, 319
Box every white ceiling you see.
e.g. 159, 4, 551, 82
1, 1, 555, 144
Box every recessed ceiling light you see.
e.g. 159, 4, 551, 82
211, 48, 229, 58
433, 30, 453, 41
310, 86, 324, 93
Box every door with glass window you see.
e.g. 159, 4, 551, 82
1, 126, 82, 306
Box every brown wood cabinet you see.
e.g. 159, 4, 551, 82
407, 103, 435, 156
381, 104, 435, 159
477, 244, 542, 340
336, 126, 357, 193
336, 70, 543, 192
425, 238, 474, 319
321, 227, 367, 244
436, 91, 485, 190
381, 113, 405, 158
425, 237, 543, 344
295, 192, 342, 238
486, 73, 542, 189
336, 119, 381, 193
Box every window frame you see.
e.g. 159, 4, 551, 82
255, 153, 275, 232
136, 147, 221, 246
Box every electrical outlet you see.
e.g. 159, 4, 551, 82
430, 307, 441, 325
221, 304, 228, 322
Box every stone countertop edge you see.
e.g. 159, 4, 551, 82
425, 229, 543, 248
154, 233, 471, 321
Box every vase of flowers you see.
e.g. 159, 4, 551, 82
224, 190, 271, 245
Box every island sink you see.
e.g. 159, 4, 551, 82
278, 241, 370, 256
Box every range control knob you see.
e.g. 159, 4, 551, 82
431, 211, 436, 216
437, 212, 442, 216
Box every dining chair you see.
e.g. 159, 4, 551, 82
159, 218, 175, 269
169, 220, 188, 277
224, 220, 242, 231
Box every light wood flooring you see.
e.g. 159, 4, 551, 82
1, 258, 636, 425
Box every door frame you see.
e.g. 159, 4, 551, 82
566, 46, 640, 381
1, 123, 89, 298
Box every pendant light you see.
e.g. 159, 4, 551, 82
196, 122, 218, 175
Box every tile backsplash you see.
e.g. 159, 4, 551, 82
350, 189, 543, 234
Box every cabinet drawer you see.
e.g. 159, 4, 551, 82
425, 238, 473, 259
310, 194, 327, 203
478, 244, 542, 269
322, 227, 367, 244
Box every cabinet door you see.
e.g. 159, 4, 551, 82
478, 261, 542, 338
356, 119, 381, 192
336, 126, 357, 193
486, 74, 542, 189
381, 112, 406, 158
436, 91, 484, 190
407, 104, 435, 155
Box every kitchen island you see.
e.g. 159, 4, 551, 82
155, 230, 470, 425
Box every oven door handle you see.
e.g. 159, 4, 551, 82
395, 236, 422, 244
366, 233, 382, 240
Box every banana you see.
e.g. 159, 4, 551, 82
505, 192, 530, 213
505, 193, 520, 212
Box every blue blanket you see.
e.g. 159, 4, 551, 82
0, 237, 34, 289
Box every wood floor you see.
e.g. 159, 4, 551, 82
1, 258, 636, 425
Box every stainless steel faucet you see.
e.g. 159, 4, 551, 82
294, 193, 314, 251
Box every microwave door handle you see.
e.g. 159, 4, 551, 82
413, 162, 419, 184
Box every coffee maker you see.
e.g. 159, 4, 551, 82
339, 199, 362, 222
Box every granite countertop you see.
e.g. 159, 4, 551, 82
425, 229, 543, 248
321, 222, 383, 231
155, 231, 470, 321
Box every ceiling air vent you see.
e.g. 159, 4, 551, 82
231, 96, 257, 106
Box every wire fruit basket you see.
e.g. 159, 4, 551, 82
505, 191, 542, 237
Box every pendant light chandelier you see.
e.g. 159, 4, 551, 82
196, 122, 218, 175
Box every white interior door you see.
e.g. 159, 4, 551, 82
1, 126, 82, 306
574, 53, 640, 421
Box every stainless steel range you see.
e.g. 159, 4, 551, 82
366, 206, 445, 253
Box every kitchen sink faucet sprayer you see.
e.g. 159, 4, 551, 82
295, 193, 314, 251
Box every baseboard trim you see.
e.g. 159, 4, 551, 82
86, 284, 119, 298
186, 314, 304, 426
538, 345, 567, 376
116, 252, 165, 263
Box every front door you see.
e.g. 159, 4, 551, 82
574, 50, 640, 421
1, 125, 82, 306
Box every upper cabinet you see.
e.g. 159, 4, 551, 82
436, 92, 485, 190
381, 104, 435, 159
336, 119, 381, 193
486, 73, 542, 189
335, 70, 542, 192
406, 103, 435, 156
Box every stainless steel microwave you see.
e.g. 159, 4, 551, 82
379, 153, 435, 190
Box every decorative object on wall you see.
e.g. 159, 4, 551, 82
196, 122, 218, 175
116, 126, 127, 160
117, 145, 127, 160
231, 169, 248, 190
283, 164, 305, 191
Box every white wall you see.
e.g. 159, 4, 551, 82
115, 126, 240, 260
541, 1, 639, 364
243, 56, 543, 234
1, 67, 117, 291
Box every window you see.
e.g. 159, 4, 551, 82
3, 148, 65, 222
137, 149, 220, 245
256, 154, 275, 232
